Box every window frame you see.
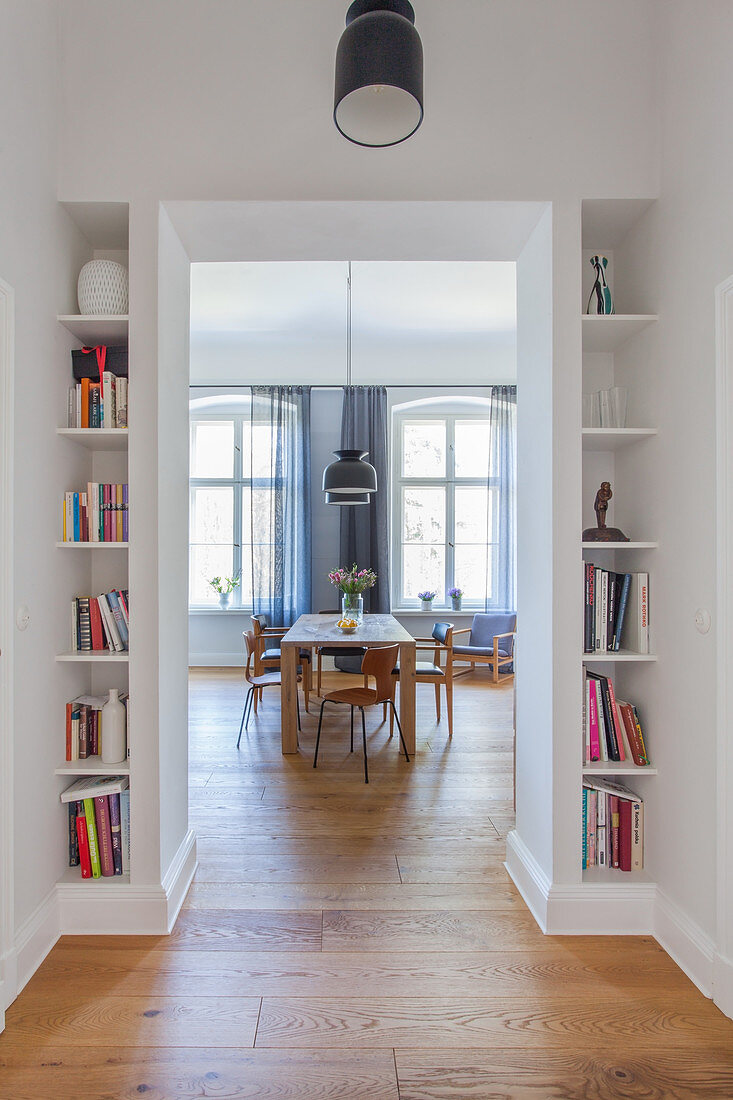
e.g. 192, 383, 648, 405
391, 407, 500, 611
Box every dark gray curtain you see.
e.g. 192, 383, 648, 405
339, 385, 390, 613
250, 385, 311, 626
486, 385, 517, 612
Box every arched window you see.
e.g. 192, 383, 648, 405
392, 395, 515, 609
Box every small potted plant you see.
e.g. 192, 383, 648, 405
448, 586, 463, 611
328, 563, 377, 621
417, 589, 437, 612
208, 574, 241, 610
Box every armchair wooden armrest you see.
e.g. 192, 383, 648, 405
452, 626, 472, 638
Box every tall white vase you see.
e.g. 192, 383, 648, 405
101, 688, 127, 764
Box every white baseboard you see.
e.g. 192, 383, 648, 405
504, 829, 550, 932
713, 951, 733, 1019
58, 830, 198, 936
162, 829, 198, 932
655, 888, 715, 1000
7, 886, 59, 1006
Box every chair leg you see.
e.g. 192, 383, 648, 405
244, 685, 257, 732
253, 686, 259, 714
434, 682, 441, 722
388, 700, 410, 762
389, 680, 396, 736
313, 700, 327, 769
304, 660, 311, 712
446, 678, 453, 739
317, 651, 322, 697
237, 686, 253, 748
360, 706, 369, 784
350, 705, 354, 752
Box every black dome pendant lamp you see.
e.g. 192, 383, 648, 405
334, 0, 424, 148
323, 263, 378, 505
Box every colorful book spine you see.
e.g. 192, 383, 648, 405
68, 803, 80, 866
83, 798, 102, 878
76, 805, 92, 879
94, 795, 115, 877
108, 793, 123, 876
588, 677, 600, 762
120, 789, 130, 874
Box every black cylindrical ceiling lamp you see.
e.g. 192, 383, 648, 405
322, 449, 378, 501
334, 0, 424, 148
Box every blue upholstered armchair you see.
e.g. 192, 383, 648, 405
452, 612, 516, 683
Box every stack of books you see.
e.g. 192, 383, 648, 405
71, 590, 129, 652
67, 374, 128, 429
65, 693, 129, 761
582, 778, 643, 871
62, 483, 129, 542
61, 775, 130, 879
583, 565, 649, 653
583, 670, 650, 765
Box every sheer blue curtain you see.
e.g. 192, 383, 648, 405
487, 385, 517, 612
250, 386, 311, 625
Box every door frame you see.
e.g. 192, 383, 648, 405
0, 276, 15, 1023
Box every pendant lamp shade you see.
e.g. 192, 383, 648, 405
334, 0, 424, 148
323, 449, 378, 496
325, 490, 370, 506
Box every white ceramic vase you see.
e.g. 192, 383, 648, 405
77, 260, 129, 315
219, 592, 232, 610
101, 688, 127, 764
420, 599, 434, 612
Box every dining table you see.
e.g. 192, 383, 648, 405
279, 613, 417, 755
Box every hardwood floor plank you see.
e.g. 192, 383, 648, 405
394, 1047, 733, 1100
255, 995, 733, 1049
26, 945, 699, 1000
322, 909, 553, 951
0, 1047, 399, 1100
182, 882, 524, 911
2, 993, 261, 1048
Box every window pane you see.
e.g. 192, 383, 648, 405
454, 544, 493, 602
190, 487, 233, 543
455, 419, 491, 478
251, 423, 276, 480
403, 545, 445, 600
189, 544, 234, 604
190, 420, 234, 478
455, 486, 492, 543
402, 487, 445, 543
402, 421, 446, 478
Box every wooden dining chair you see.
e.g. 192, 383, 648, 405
391, 622, 454, 737
315, 609, 367, 696
250, 613, 312, 710
237, 630, 300, 748
313, 644, 410, 784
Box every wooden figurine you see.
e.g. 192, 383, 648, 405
583, 481, 629, 542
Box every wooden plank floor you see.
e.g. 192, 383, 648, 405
1, 668, 732, 1099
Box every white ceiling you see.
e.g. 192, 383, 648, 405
190, 260, 516, 341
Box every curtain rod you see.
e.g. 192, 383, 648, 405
188, 383, 515, 390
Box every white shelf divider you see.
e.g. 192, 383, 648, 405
57, 314, 128, 342
56, 652, 129, 663
56, 541, 129, 549
581, 866, 654, 886
57, 428, 128, 451
582, 651, 657, 662
55, 760, 130, 776
582, 428, 657, 452
582, 541, 658, 550
583, 763, 657, 776
57, 868, 130, 887
581, 314, 658, 352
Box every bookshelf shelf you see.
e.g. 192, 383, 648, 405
57, 314, 128, 342
56, 652, 129, 662
582, 541, 658, 550
57, 428, 128, 451
56, 541, 129, 549
581, 866, 654, 887
583, 763, 657, 776
57, 868, 130, 887
55, 760, 130, 776
582, 651, 657, 662
581, 314, 658, 352
582, 428, 657, 452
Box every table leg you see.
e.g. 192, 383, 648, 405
399, 641, 416, 756
281, 644, 299, 754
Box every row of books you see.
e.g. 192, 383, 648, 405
582, 778, 643, 871
583, 565, 649, 653
62, 483, 129, 542
67, 374, 128, 429
65, 693, 129, 761
61, 775, 130, 879
72, 590, 129, 652
583, 670, 650, 766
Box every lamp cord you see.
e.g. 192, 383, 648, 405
346, 260, 352, 388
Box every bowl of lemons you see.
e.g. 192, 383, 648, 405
336, 618, 358, 634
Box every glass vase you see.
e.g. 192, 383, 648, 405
341, 593, 364, 622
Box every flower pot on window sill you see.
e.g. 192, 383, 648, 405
218, 592, 232, 610
420, 600, 434, 612
451, 597, 462, 611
